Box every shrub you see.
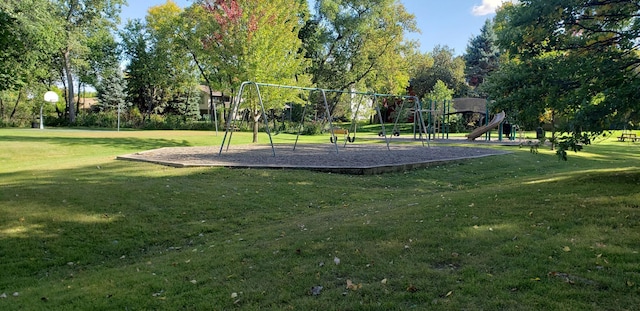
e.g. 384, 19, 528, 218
301, 121, 322, 135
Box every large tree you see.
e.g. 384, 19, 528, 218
0, 0, 63, 123
409, 45, 467, 101
146, 1, 201, 119
96, 68, 127, 112
120, 1, 203, 121
0, 8, 25, 92
52, 0, 124, 123
485, 0, 640, 158
307, 0, 418, 114
195, 0, 311, 142
464, 19, 500, 93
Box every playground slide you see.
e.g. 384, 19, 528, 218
466, 111, 506, 140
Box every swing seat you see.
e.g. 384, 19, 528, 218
330, 129, 349, 143
332, 129, 349, 136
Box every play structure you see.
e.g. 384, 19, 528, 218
219, 81, 431, 156
413, 97, 517, 142
410, 99, 453, 140
466, 110, 506, 140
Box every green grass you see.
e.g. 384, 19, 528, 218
1, 128, 639, 310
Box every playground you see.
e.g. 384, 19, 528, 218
118, 142, 509, 174
118, 82, 525, 174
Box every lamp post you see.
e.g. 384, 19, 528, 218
41, 91, 59, 130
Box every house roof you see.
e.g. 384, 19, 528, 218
198, 85, 223, 97
452, 98, 487, 114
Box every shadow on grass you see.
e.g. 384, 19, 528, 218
0, 135, 193, 151
1, 145, 639, 309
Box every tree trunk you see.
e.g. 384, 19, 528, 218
76, 81, 83, 113
252, 109, 261, 143
9, 92, 22, 120
64, 49, 76, 123
551, 110, 556, 151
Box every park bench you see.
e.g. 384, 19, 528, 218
617, 133, 637, 142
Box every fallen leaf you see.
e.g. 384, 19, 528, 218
381, 278, 388, 285
627, 280, 635, 287
346, 279, 362, 290
231, 292, 238, 299
445, 290, 453, 297
406, 284, 418, 293
563, 246, 571, 252
190, 279, 197, 284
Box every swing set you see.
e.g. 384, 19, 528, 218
219, 81, 433, 156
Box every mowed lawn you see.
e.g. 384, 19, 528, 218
1, 128, 639, 310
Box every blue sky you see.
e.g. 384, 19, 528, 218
120, 0, 509, 55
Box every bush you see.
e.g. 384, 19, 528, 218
301, 121, 322, 135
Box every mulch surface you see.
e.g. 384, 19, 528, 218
117, 142, 510, 175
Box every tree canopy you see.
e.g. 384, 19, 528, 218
464, 19, 500, 93
0, 0, 428, 129
409, 46, 467, 101
485, 0, 640, 159
306, 0, 418, 114
53, 0, 125, 123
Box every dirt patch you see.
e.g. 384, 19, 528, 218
117, 143, 509, 175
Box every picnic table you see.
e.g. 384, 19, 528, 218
618, 133, 638, 142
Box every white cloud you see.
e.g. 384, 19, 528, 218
471, 0, 510, 16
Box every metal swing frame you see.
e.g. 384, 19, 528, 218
219, 81, 430, 156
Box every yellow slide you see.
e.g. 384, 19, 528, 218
466, 111, 506, 140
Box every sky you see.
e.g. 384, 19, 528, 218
120, 0, 510, 56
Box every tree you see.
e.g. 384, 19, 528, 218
180, 3, 228, 125
146, 1, 201, 120
96, 68, 127, 112
307, 0, 418, 115
426, 80, 454, 103
0, 0, 63, 124
409, 46, 467, 101
197, 0, 311, 142
464, 19, 500, 93
0, 9, 24, 92
52, 0, 125, 123
121, 19, 161, 119
485, 0, 640, 159
78, 27, 121, 104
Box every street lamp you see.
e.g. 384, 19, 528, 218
41, 91, 59, 129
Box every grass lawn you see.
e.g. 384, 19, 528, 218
1, 128, 639, 310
